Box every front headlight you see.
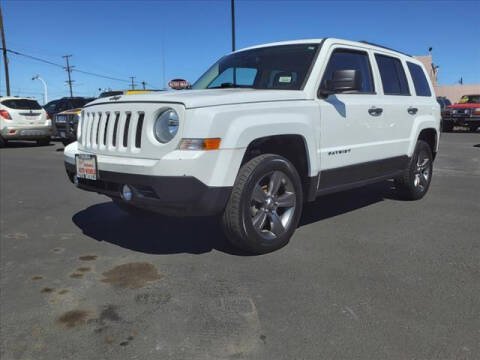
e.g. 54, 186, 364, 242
154, 108, 179, 143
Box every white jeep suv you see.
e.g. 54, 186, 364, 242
64, 38, 440, 254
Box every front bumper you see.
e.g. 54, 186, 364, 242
1, 125, 52, 139
55, 121, 77, 140
64, 162, 231, 216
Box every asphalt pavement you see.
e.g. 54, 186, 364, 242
1, 132, 479, 360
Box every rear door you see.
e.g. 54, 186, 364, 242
406, 61, 436, 131
370, 53, 413, 156
0, 99, 46, 126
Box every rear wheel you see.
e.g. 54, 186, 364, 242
222, 154, 303, 254
37, 137, 50, 146
395, 140, 433, 200
469, 125, 479, 132
0, 136, 5, 148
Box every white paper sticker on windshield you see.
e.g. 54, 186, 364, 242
279, 76, 292, 83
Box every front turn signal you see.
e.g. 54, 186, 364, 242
179, 138, 221, 150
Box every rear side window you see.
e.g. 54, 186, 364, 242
375, 54, 410, 95
407, 62, 431, 96
1, 99, 42, 110
321, 49, 374, 93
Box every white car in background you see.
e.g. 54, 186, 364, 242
0, 97, 52, 147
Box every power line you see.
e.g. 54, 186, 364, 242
73, 68, 131, 83
1, 47, 136, 85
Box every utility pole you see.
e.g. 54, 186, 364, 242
62, 55, 74, 97
141, 81, 146, 90
231, 0, 236, 52
0, 3, 10, 96
130, 76, 135, 90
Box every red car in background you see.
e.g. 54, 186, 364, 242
443, 94, 480, 132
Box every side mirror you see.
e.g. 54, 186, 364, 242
319, 69, 362, 97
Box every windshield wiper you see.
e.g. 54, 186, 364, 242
209, 83, 251, 89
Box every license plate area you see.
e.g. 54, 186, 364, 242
76, 154, 98, 180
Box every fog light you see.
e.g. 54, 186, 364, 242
122, 184, 133, 201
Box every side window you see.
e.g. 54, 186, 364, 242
407, 62, 432, 97
321, 49, 374, 93
374, 54, 410, 95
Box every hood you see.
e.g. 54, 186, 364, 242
58, 108, 82, 115
86, 88, 310, 109
447, 103, 480, 109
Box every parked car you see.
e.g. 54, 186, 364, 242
44, 97, 95, 119
443, 94, 480, 132
0, 96, 52, 147
52, 97, 95, 144
64, 38, 440, 254
55, 108, 83, 146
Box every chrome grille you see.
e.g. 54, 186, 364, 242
80, 111, 144, 151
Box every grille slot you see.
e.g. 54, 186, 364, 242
135, 113, 144, 148
112, 113, 120, 147
95, 113, 102, 146
123, 113, 131, 147
103, 113, 110, 146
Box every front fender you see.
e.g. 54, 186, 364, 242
184, 101, 320, 176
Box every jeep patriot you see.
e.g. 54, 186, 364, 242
64, 38, 440, 254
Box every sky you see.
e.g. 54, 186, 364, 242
1, 0, 479, 103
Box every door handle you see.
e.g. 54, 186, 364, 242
368, 107, 383, 116
408, 107, 418, 115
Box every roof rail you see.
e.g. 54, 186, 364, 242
359, 40, 412, 57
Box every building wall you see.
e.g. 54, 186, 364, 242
434, 84, 480, 103
413, 55, 480, 103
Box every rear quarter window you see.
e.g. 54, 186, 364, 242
1, 99, 42, 110
407, 62, 432, 97
374, 54, 410, 95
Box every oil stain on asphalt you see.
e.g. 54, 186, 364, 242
70, 273, 84, 279
56, 310, 92, 328
31, 276, 43, 280
41, 287, 54, 294
79, 255, 97, 261
101, 262, 162, 289
76, 267, 91, 273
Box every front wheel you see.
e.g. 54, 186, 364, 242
394, 140, 433, 200
469, 125, 479, 133
222, 154, 303, 254
442, 120, 453, 132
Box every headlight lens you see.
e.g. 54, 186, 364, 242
154, 108, 179, 143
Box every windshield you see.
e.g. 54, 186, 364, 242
459, 95, 480, 104
1, 99, 42, 110
192, 44, 319, 90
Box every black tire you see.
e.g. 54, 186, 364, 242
113, 199, 154, 217
469, 125, 479, 133
394, 140, 433, 200
442, 120, 453, 132
36, 137, 50, 146
0, 136, 5, 148
222, 154, 303, 254
62, 139, 73, 146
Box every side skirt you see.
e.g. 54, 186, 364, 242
305, 155, 410, 200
